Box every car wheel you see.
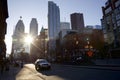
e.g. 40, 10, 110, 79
35, 65, 40, 71
47, 66, 51, 70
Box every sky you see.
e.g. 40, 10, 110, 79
5, 0, 107, 54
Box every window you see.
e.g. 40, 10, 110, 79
113, 23, 117, 29
119, 6, 120, 10
115, 0, 120, 7
119, 27, 120, 32
114, 8, 120, 14
103, 29, 107, 33
112, 14, 115, 23
105, 7, 112, 14
117, 20, 120, 26
116, 14, 120, 20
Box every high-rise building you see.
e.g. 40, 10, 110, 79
12, 18, 25, 53
86, 25, 102, 29
48, 1, 60, 51
86, 25, 94, 29
94, 25, 102, 29
30, 18, 38, 38
48, 1, 60, 39
70, 13, 85, 30
101, 0, 120, 48
60, 22, 70, 30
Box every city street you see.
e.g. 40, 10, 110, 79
1, 0, 120, 80
41, 64, 120, 80
1, 63, 120, 80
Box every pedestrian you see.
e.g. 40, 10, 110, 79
21, 61, 23, 68
5, 58, 10, 71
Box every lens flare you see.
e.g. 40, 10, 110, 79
24, 35, 33, 44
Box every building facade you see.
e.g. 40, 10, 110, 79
48, 1, 60, 39
59, 28, 104, 62
94, 25, 102, 29
30, 27, 48, 61
70, 13, 85, 30
86, 25, 94, 29
60, 22, 70, 30
0, 0, 9, 56
30, 18, 38, 38
48, 1, 60, 51
12, 18, 25, 55
101, 0, 120, 48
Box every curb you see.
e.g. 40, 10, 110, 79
95, 65, 120, 67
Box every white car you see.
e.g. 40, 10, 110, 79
35, 59, 51, 71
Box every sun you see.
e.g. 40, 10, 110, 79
24, 35, 33, 44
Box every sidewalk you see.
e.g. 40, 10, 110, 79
16, 64, 45, 80
0, 65, 21, 80
82, 59, 120, 71
93, 59, 120, 67
0, 64, 45, 80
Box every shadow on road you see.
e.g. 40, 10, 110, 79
0, 65, 22, 80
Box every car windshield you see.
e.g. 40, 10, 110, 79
39, 60, 48, 63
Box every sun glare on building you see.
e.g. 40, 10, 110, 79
24, 35, 33, 44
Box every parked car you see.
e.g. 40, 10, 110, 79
35, 59, 51, 71
72, 56, 85, 64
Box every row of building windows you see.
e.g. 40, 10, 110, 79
116, 14, 120, 20
115, 1, 120, 33
114, 7, 120, 14
106, 15, 111, 24
102, 0, 120, 46
115, 0, 120, 7
105, 7, 112, 14
117, 20, 120, 26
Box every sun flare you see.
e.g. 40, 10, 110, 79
24, 35, 33, 44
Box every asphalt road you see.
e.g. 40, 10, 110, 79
1, 64, 120, 80
40, 64, 120, 80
